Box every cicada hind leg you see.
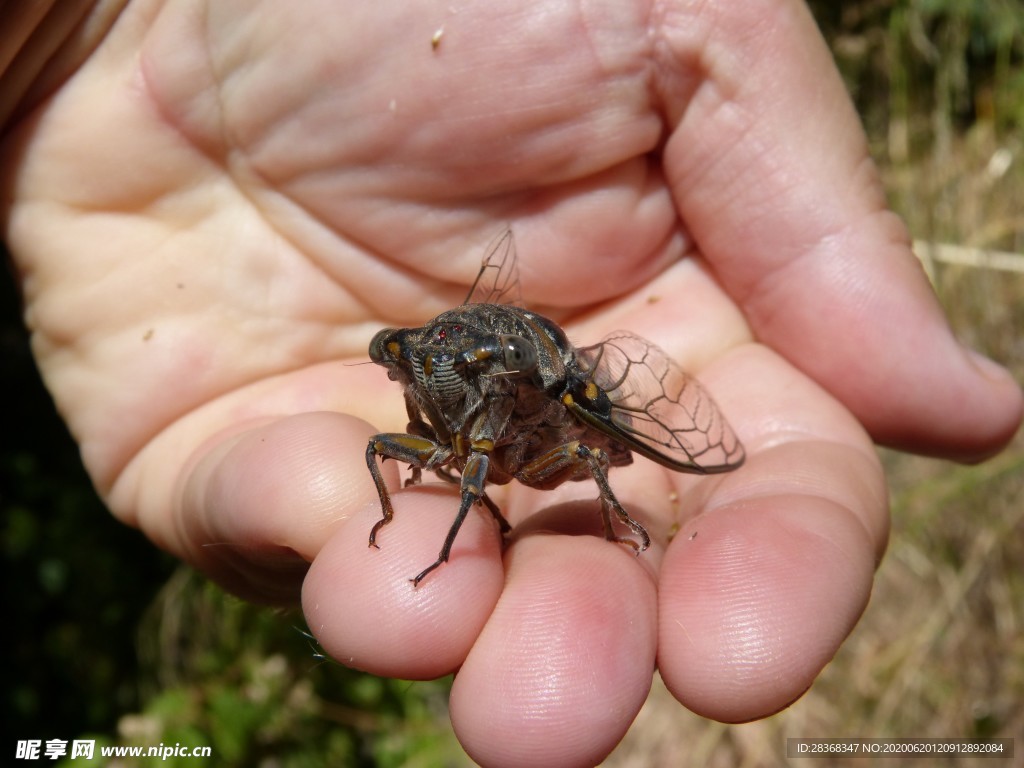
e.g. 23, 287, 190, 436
576, 444, 651, 553
517, 440, 651, 553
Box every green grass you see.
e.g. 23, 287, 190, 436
57, 570, 466, 768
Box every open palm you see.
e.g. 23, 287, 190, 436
3, 2, 1020, 766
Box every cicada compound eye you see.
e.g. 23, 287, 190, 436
500, 335, 537, 373
369, 328, 400, 363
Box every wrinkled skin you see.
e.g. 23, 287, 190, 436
2, 1, 1020, 766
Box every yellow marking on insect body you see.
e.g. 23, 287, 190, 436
387, 341, 401, 357
562, 393, 575, 407
424, 354, 434, 376
390, 435, 432, 451
532, 441, 579, 473
584, 381, 601, 401
472, 438, 495, 453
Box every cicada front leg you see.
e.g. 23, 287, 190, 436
432, 465, 511, 535
366, 436, 510, 585
365, 433, 452, 547
516, 441, 651, 553
410, 450, 495, 585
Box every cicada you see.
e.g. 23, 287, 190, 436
367, 231, 745, 584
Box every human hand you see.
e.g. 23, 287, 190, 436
2, 1, 1020, 766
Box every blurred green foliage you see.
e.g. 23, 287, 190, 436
82, 570, 459, 767
808, 0, 1024, 157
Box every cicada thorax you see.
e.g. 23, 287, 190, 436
397, 306, 572, 457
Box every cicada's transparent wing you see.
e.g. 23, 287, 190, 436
571, 333, 745, 473
464, 228, 522, 307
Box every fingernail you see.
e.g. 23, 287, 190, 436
962, 345, 1018, 388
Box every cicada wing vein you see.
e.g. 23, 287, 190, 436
572, 332, 745, 474
464, 228, 523, 307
